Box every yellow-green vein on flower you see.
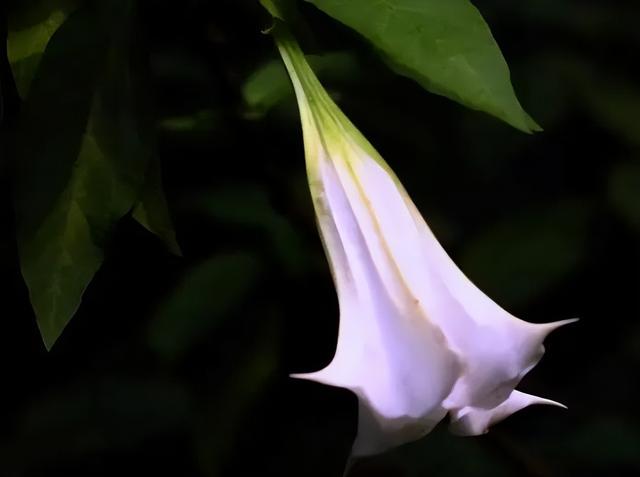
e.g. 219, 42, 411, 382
275, 27, 575, 458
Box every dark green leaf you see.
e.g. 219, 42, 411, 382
159, 109, 222, 133
7, 0, 79, 97
147, 253, 261, 360
14, 3, 150, 349
460, 200, 590, 306
260, 0, 297, 22
305, 0, 539, 132
243, 59, 292, 116
182, 186, 307, 274
8, 0, 175, 252
133, 158, 182, 256
574, 68, 640, 147
260, 0, 286, 20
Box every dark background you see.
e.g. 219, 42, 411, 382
1, 0, 639, 476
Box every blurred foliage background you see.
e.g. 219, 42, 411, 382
1, 0, 639, 476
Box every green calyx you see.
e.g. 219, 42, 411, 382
273, 25, 381, 170
275, 26, 336, 131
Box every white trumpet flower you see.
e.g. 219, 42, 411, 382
276, 30, 574, 458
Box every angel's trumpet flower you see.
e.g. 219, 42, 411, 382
276, 28, 574, 458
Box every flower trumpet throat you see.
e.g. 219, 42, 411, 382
276, 28, 575, 458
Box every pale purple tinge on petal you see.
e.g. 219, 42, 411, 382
449, 390, 567, 436
294, 151, 461, 457
341, 138, 577, 414
277, 29, 574, 458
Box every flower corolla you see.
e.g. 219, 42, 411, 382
277, 30, 574, 458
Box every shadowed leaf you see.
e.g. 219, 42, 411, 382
460, 201, 590, 306
8, 0, 177, 256
133, 158, 182, 256
13, 2, 150, 349
182, 186, 307, 274
7, 0, 78, 97
147, 253, 261, 360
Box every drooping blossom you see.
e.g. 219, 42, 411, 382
276, 29, 574, 458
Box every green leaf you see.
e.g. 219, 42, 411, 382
159, 109, 222, 133
8, 0, 176, 251
13, 3, 150, 349
305, 0, 540, 132
260, 0, 286, 20
7, 0, 79, 97
460, 200, 590, 306
147, 253, 261, 360
243, 59, 293, 116
182, 185, 307, 274
574, 69, 640, 147
132, 158, 182, 256
260, 0, 296, 22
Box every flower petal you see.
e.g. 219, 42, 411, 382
336, 140, 577, 411
277, 27, 574, 457
296, 152, 461, 456
449, 389, 567, 436
401, 197, 579, 410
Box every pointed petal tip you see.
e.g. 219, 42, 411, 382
519, 391, 567, 410
449, 391, 568, 437
289, 369, 338, 386
550, 317, 580, 328
536, 317, 579, 337
536, 397, 568, 410
562, 317, 581, 325
289, 372, 316, 381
